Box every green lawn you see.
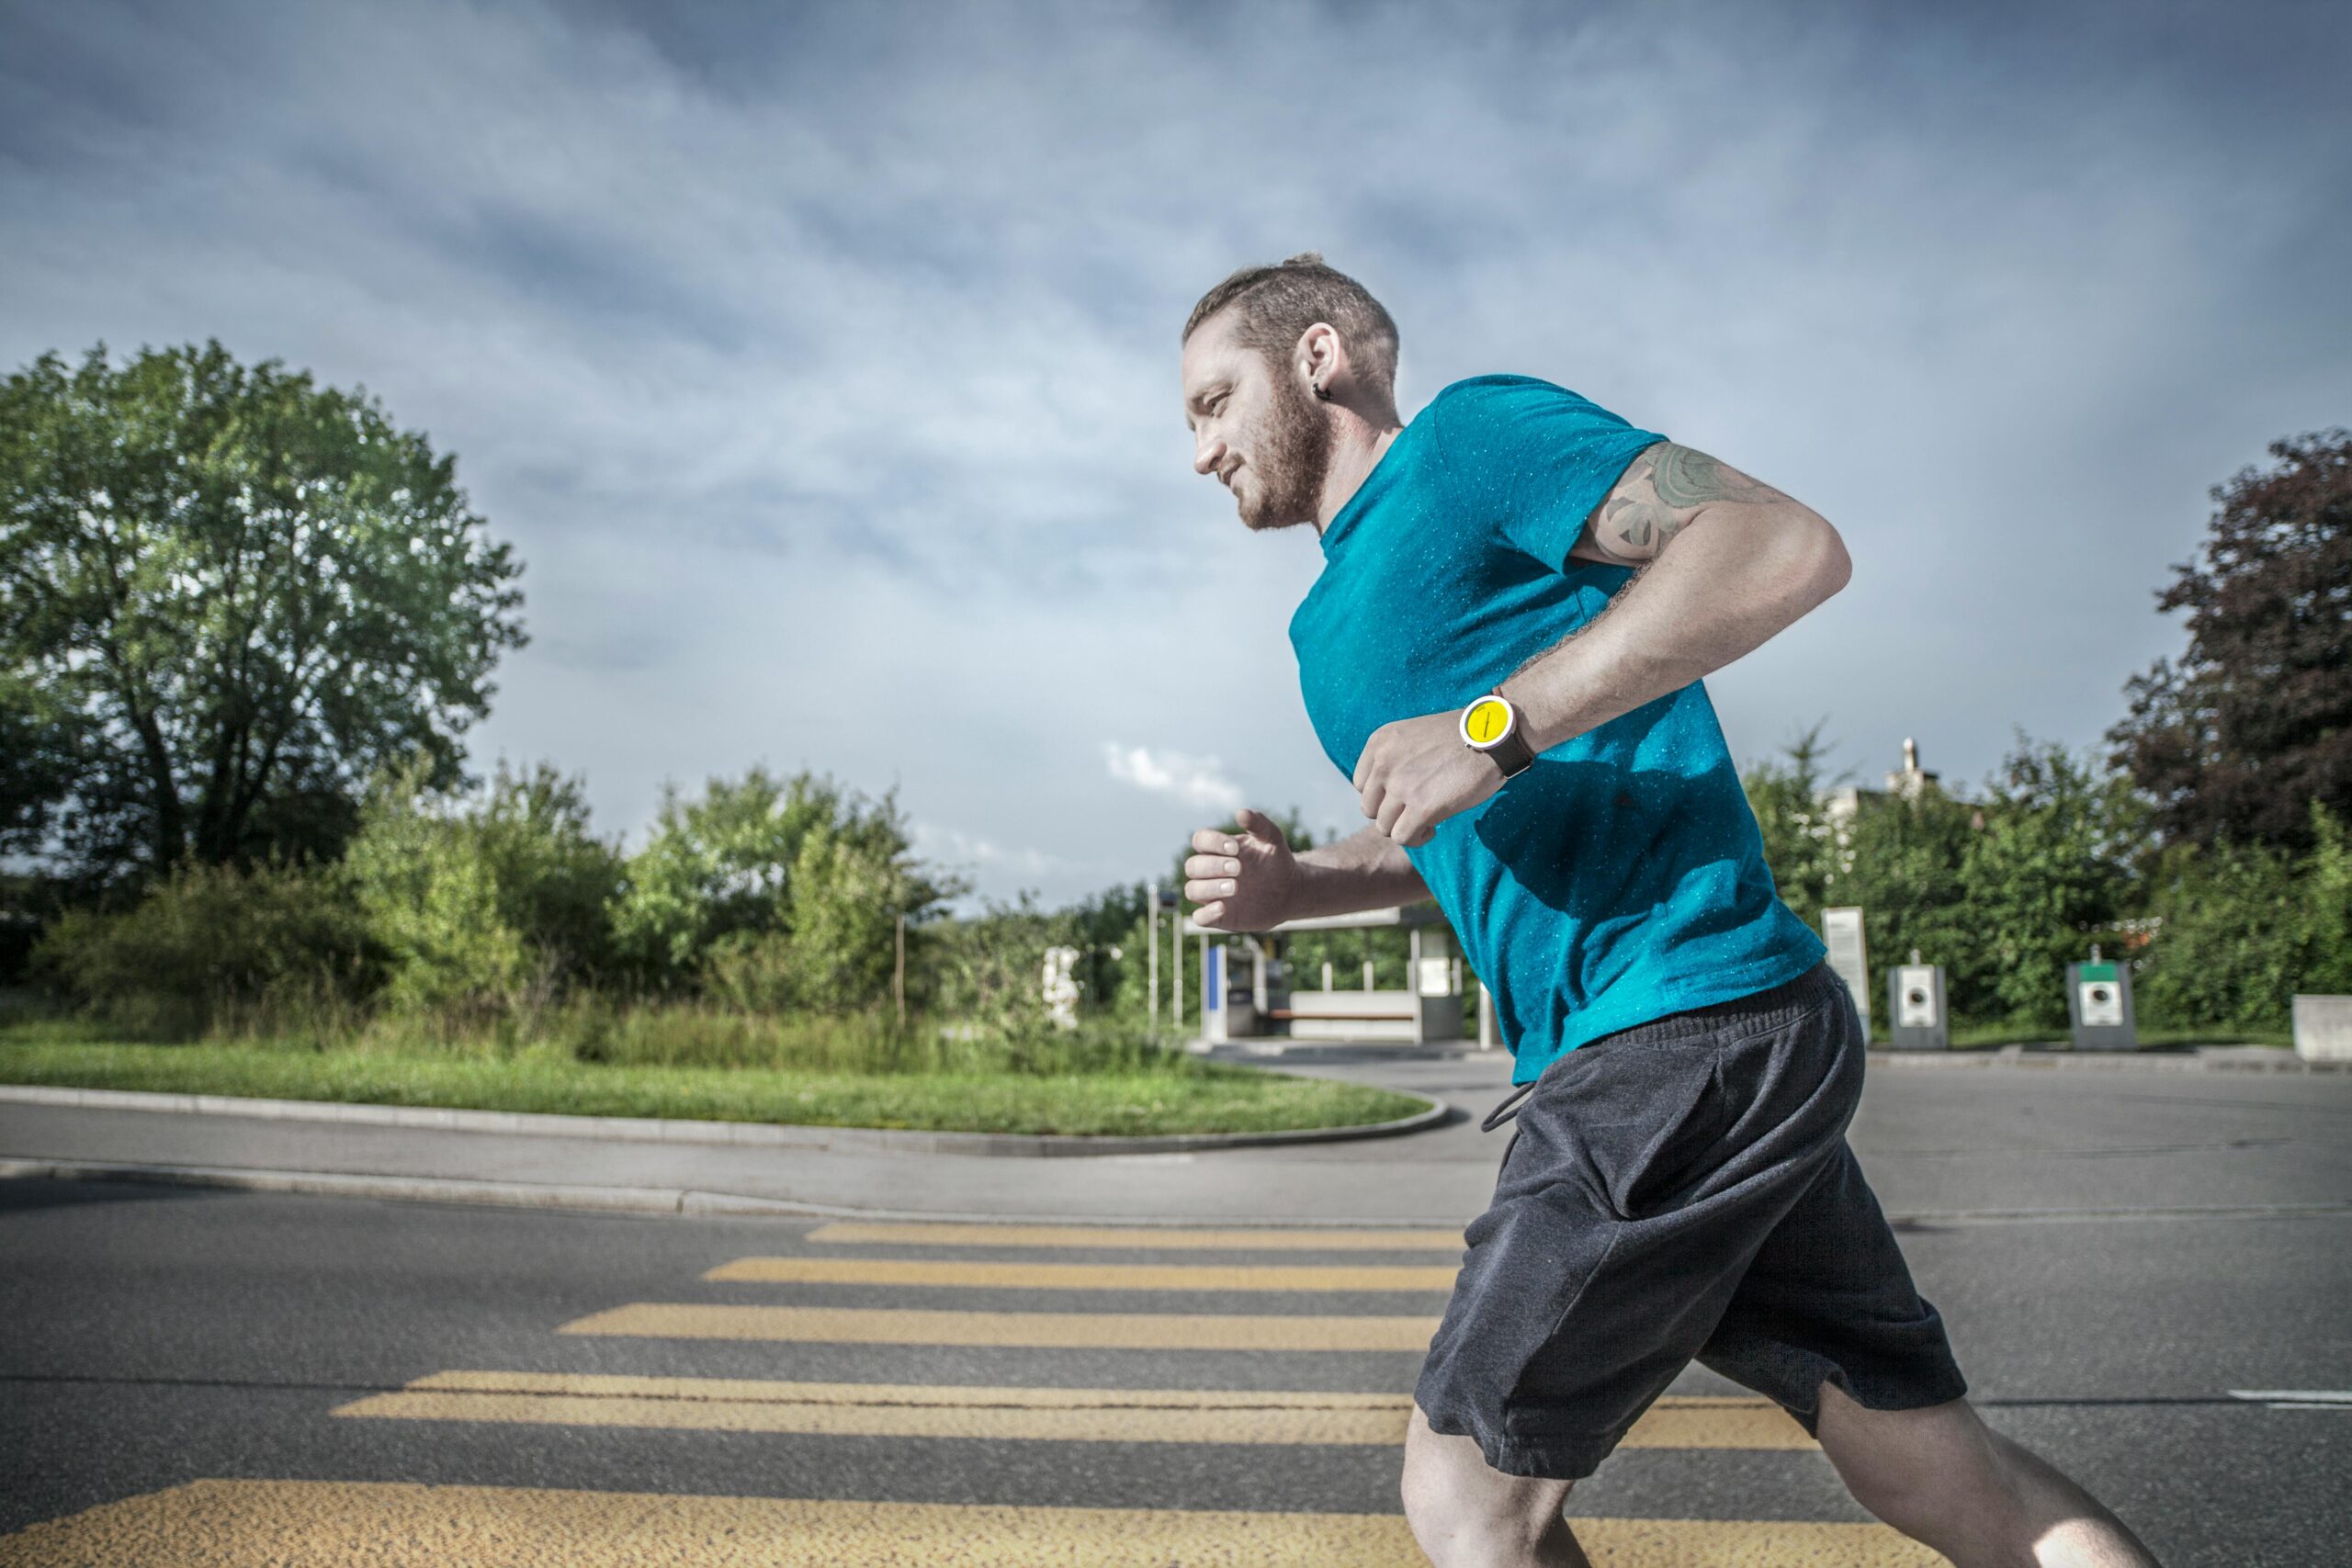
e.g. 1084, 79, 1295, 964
0, 1040, 1434, 1138
1889, 1024, 2294, 1050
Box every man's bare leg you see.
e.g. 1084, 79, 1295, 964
1400, 1402, 1589, 1568
1813, 1382, 2162, 1566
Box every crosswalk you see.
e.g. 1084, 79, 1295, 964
0, 1217, 1945, 1565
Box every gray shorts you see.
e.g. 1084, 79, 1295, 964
1415, 960, 1968, 1480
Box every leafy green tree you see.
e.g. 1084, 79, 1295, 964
615, 768, 845, 987
0, 671, 81, 863
1740, 719, 1843, 933
1958, 737, 2144, 1026
1832, 780, 1987, 1020
613, 766, 961, 999
0, 341, 526, 885
2136, 801, 2352, 1030
2108, 429, 2351, 851
343, 760, 620, 1020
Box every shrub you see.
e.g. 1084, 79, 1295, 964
2136, 801, 2352, 1030
612, 766, 965, 1002
344, 759, 623, 1024
28, 857, 379, 1038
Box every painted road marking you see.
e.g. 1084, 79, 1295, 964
0, 1479, 1943, 1565
706, 1257, 1460, 1291
2228, 1388, 2352, 1410
334, 1371, 1815, 1450
805, 1222, 1466, 1251
560, 1303, 1442, 1350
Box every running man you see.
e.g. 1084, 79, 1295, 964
1177, 254, 2160, 1568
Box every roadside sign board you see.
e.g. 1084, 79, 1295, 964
1821, 908, 1871, 1038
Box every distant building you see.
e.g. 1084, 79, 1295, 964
1822, 736, 1942, 830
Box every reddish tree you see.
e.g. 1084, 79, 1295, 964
2108, 429, 2352, 850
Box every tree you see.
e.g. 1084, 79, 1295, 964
0, 341, 526, 886
612, 766, 964, 999
1832, 777, 1986, 1021
1958, 737, 2143, 1027
2134, 802, 2352, 1032
343, 760, 622, 1021
2108, 429, 2351, 851
1739, 718, 1843, 933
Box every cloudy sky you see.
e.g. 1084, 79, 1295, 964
5, 0, 2346, 916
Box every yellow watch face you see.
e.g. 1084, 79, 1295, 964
1462, 695, 1511, 746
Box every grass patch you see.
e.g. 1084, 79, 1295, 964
1870, 1022, 2295, 1050
0, 1040, 1433, 1138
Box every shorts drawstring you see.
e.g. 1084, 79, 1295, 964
1480, 1079, 1537, 1133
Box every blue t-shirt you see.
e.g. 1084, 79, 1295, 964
1287, 374, 1826, 1085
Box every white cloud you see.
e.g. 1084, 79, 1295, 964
1102, 743, 1249, 818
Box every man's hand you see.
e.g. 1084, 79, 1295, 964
1352, 709, 1506, 848
1184, 807, 1301, 932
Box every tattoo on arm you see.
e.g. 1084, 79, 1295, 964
1646, 444, 1786, 509
1579, 443, 1789, 564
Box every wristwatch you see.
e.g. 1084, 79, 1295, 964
1460, 689, 1535, 778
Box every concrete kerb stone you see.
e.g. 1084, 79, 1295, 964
0, 1082, 1451, 1156
1864, 1045, 2342, 1073
6, 1156, 2346, 1230
0, 1156, 1460, 1227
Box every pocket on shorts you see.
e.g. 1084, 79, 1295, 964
1523, 1040, 1729, 1224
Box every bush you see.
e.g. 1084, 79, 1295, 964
923, 889, 1088, 1039
344, 759, 622, 1025
612, 766, 966, 1003
2136, 801, 2352, 1030
28, 857, 379, 1038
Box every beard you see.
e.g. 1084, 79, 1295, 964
1235, 370, 1335, 532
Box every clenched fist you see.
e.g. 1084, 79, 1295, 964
1183, 807, 1300, 933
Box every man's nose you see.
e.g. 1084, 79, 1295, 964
1193, 433, 1226, 477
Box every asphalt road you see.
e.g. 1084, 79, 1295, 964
2, 1059, 2347, 1565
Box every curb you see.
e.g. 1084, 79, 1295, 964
0, 1083, 1451, 1158
5, 1156, 2345, 1230
0, 1156, 1460, 1227
1864, 1047, 2345, 1074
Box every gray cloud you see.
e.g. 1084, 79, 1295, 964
3, 0, 2346, 914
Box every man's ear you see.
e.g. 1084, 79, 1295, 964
1295, 321, 1343, 398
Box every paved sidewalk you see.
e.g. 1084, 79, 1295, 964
5, 1047, 2347, 1226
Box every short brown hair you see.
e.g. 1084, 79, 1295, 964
1182, 252, 1399, 400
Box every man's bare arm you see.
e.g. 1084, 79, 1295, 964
1499, 440, 1851, 752
1287, 823, 1434, 920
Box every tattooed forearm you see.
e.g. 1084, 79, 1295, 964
1647, 444, 1786, 509
1502, 561, 1650, 683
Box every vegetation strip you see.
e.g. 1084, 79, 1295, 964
0, 1043, 1430, 1139
0, 1080, 1448, 1156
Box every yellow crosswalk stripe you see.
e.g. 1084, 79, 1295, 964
706, 1257, 1460, 1291
560, 1303, 1442, 1350
0, 1479, 1946, 1565
333, 1372, 1815, 1450
805, 1222, 1466, 1251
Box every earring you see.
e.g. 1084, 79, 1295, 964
1313, 382, 1330, 400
